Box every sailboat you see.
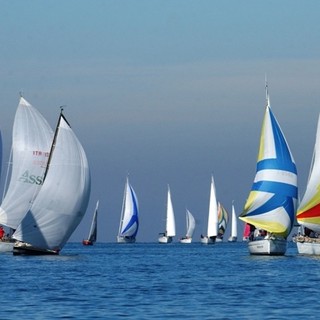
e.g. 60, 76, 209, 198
83, 200, 99, 246
117, 177, 139, 243
228, 202, 238, 242
201, 176, 218, 244
12, 108, 91, 255
158, 185, 176, 243
239, 84, 298, 255
0, 97, 54, 253
294, 115, 320, 254
216, 202, 228, 242
180, 209, 196, 244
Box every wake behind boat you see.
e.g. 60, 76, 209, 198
117, 177, 139, 243
239, 83, 298, 255
83, 200, 99, 246
159, 185, 176, 244
12, 107, 91, 255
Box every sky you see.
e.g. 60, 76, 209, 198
1, 0, 320, 242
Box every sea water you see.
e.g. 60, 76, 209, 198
0, 242, 318, 319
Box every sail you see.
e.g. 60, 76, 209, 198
207, 176, 218, 237
0, 130, 2, 184
231, 203, 237, 238
0, 97, 54, 229
118, 178, 139, 238
185, 209, 196, 238
166, 186, 176, 237
13, 112, 91, 251
218, 202, 228, 237
239, 94, 298, 237
87, 200, 99, 243
243, 223, 251, 238
296, 115, 320, 232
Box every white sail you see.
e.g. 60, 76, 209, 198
13, 112, 91, 251
0, 97, 53, 229
118, 177, 139, 238
207, 176, 218, 237
185, 209, 196, 238
0, 129, 2, 184
231, 203, 237, 238
166, 186, 176, 237
87, 200, 99, 243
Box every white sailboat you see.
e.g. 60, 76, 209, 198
180, 209, 196, 244
12, 108, 91, 255
117, 177, 139, 243
159, 185, 176, 244
83, 200, 99, 246
0, 97, 54, 253
228, 202, 238, 242
294, 115, 320, 254
239, 84, 298, 255
201, 176, 218, 244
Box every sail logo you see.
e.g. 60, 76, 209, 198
18, 170, 43, 185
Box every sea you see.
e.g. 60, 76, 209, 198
0, 241, 319, 320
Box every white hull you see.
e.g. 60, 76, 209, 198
117, 236, 136, 243
295, 237, 320, 255
179, 237, 192, 244
215, 237, 223, 243
158, 236, 173, 244
0, 240, 15, 253
247, 238, 287, 255
228, 236, 237, 242
200, 236, 216, 244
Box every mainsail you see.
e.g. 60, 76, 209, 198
87, 200, 99, 243
185, 209, 196, 238
118, 177, 139, 238
166, 186, 176, 237
13, 111, 91, 251
207, 176, 218, 237
0, 97, 53, 229
296, 115, 320, 232
239, 90, 298, 237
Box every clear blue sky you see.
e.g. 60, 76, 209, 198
1, 0, 320, 242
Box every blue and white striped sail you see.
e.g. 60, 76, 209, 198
118, 177, 139, 238
239, 90, 298, 237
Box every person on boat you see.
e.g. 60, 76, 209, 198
0, 226, 5, 240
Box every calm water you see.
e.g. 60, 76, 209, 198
0, 241, 319, 319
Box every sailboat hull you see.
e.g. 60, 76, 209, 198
0, 240, 15, 253
247, 238, 287, 255
12, 242, 59, 256
117, 236, 136, 243
158, 236, 173, 244
179, 237, 192, 244
200, 236, 216, 244
295, 237, 320, 255
82, 240, 94, 246
228, 236, 237, 242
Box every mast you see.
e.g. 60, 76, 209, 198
43, 106, 69, 183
